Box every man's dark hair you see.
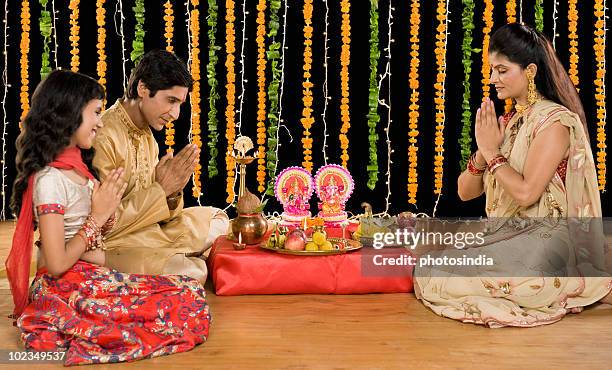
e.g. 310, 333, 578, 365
125, 49, 193, 99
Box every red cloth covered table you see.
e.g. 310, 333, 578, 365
207, 234, 414, 296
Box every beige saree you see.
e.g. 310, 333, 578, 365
415, 100, 612, 327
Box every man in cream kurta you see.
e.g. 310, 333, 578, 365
93, 50, 228, 283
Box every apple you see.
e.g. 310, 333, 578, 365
284, 229, 306, 251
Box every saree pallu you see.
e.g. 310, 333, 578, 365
17, 261, 211, 366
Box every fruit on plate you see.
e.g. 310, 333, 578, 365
284, 228, 306, 251
305, 241, 318, 251
320, 240, 334, 251
312, 230, 327, 245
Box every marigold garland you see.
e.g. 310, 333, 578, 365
433, 0, 448, 195
95, 0, 107, 93
505, 0, 515, 114
506, 0, 517, 24
68, 0, 79, 72
225, 0, 238, 203
265, 0, 283, 196
189, 0, 202, 198
459, 0, 477, 170
206, 0, 220, 178
39, 0, 52, 79
481, 0, 494, 99
504, 0, 516, 113
255, 0, 268, 192
163, 1, 174, 52
568, 0, 579, 88
163, 0, 175, 154
130, 0, 145, 64
594, 0, 607, 190
19, 0, 30, 122
366, 0, 380, 190
339, 0, 351, 168
407, 0, 420, 205
300, 0, 315, 173
534, 0, 544, 32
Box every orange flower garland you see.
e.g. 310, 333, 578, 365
255, 0, 267, 193
189, 0, 202, 198
433, 0, 448, 195
481, 0, 494, 99
300, 0, 315, 173
568, 0, 579, 88
95, 0, 107, 93
504, 0, 516, 113
339, 0, 351, 168
69, 0, 80, 72
163, 0, 175, 154
506, 0, 516, 24
19, 0, 30, 122
164, 1, 174, 52
225, 0, 237, 203
594, 0, 607, 190
407, 0, 420, 205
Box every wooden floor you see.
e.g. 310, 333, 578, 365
0, 221, 611, 369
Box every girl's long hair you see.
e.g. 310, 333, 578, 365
490, 23, 589, 140
10, 69, 105, 216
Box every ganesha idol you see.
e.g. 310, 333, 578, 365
275, 167, 315, 226
315, 164, 354, 225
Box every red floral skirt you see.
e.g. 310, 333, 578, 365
17, 260, 211, 366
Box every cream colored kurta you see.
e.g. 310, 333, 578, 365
93, 100, 228, 281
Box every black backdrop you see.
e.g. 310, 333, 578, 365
1, 0, 610, 219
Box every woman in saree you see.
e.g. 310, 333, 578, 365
5, 70, 212, 365
414, 23, 611, 327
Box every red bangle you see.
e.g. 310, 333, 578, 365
101, 213, 117, 236
467, 153, 486, 176
487, 154, 508, 174
79, 215, 105, 252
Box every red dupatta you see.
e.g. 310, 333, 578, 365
5, 146, 95, 319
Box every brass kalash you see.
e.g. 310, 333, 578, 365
230, 136, 268, 249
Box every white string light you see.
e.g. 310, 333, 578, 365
185, 1, 192, 100
114, 0, 128, 89
432, 0, 450, 218
519, 0, 523, 24
225, 0, 249, 209
552, 0, 559, 49
376, 1, 394, 215
1, 0, 9, 220
52, 0, 58, 69
321, 0, 330, 164
236, 0, 248, 135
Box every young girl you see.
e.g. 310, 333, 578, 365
6, 70, 212, 365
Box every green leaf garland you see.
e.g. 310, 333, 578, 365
265, 0, 282, 196
366, 0, 380, 190
207, 0, 220, 177
39, 0, 52, 79
459, 0, 479, 170
535, 0, 544, 32
130, 0, 145, 63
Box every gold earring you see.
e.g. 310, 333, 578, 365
527, 70, 538, 105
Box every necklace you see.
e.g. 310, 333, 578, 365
514, 97, 543, 116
